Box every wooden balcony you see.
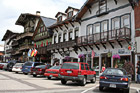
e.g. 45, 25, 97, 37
6, 48, 12, 53
37, 47, 47, 55
77, 27, 131, 46
34, 34, 48, 41
17, 31, 33, 40
12, 41, 18, 46
19, 44, 33, 51
47, 40, 76, 50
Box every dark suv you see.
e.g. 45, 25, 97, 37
22, 61, 44, 75
59, 62, 96, 86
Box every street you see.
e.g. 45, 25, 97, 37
0, 70, 139, 93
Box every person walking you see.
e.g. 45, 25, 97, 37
136, 61, 140, 83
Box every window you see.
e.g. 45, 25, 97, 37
81, 64, 85, 70
69, 31, 73, 40
85, 64, 89, 70
67, 11, 73, 18
112, 18, 120, 30
63, 33, 67, 42
87, 25, 93, 35
54, 35, 57, 44
122, 15, 130, 28
94, 24, 100, 33
97, 0, 107, 15
102, 22, 107, 32
57, 16, 62, 22
58, 34, 61, 43
75, 27, 79, 39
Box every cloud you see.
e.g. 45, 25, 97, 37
0, 0, 86, 44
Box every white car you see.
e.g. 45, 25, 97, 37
12, 63, 24, 73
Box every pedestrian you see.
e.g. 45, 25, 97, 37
136, 61, 140, 83
102, 64, 106, 73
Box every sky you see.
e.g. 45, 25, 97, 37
0, 0, 86, 45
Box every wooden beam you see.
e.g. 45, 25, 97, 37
126, 39, 131, 45
78, 47, 82, 51
117, 40, 123, 48
55, 29, 58, 32
109, 41, 114, 49
114, 0, 117, 4
59, 26, 63, 30
83, 46, 87, 51
88, 44, 93, 50
94, 43, 100, 50
101, 43, 106, 49
64, 24, 68, 30
86, 4, 92, 14
70, 22, 74, 28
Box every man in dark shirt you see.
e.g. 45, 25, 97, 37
136, 61, 140, 83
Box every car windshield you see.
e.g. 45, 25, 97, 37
24, 62, 32, 66
49, 66, 60, 69
61, 63, 79, 69
14, 63, 23, 66
103, 69, 126, 76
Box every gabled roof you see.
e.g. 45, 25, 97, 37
65, 6, 79, 13
2, 30, 18, 41
75, 0, 138, 21
55, 12, 66, 18
41, 16, 56, 27
32, 17, 56, 40
15, 13, 40, 26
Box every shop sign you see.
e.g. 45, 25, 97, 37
118, 49, 125, 54
107, 52, 112, 57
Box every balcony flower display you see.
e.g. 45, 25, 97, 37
112, 54, 120, 59
64, 56, 71, 61
78, 54, 85, 59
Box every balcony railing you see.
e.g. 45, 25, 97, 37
34, 34, 48, 41
37, 47, 47, 55
19, 44, 33, 51
17, 32, 33, 40
47, 40, 76, 50
6, 48, 12, 53
77, 27, 131, 46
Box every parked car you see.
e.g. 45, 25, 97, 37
7, 60, 20, 71
99, 68, 130, 93
22, 61, 44, 75
2, 63, 8, 70
31, 64, 51, 77
12, 63, 24, 73
0, 63, 4, 70
44, 65, 60, 79
59, 62, 96, 86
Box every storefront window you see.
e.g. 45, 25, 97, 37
117, 56, 130, 68
93, 57, 99, 76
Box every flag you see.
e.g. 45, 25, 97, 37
28, 49, 32, 57
46, 40, 48, 46
34, 43, 36, 48
41, 42, 43, 47
92, 50, 95, 58
31, 49, 35, 57
34, 49, 38, 57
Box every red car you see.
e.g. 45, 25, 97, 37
44, 66, 61, 79
59, 62, 96, 86
31, 64, 51, 77
0, 63, 4, 70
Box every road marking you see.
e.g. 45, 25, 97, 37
81, 84, 99, 93
131, 87, 140, 93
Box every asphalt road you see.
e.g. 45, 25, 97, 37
0, 70, 139, 93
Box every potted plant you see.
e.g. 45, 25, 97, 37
78, 54, 85, 62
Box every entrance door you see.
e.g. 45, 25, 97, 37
101, 54, 111, 69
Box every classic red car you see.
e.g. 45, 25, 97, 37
59, 62, 96, 86
44, 66, 61, 79
31, 64, 51, 77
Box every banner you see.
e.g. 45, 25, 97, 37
28, 49, 32, 57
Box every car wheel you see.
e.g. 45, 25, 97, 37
48, 77, 51, 80
15, 72, 18, 74
91, 75, 96, 83
61, 79, 67, 84
33, 74, 37, 77
80, 76, 87, 86
99, 86, 104, 91
24, 73, 28, 75
123, 88, 129, 93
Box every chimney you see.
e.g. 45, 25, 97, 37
36, 11, 40, 16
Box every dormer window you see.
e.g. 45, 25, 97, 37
54, 35, 57, 44
57, 16, 62, 22
58, 33, 62, 43
69, 31, 73, 41
96, 0, 108, 16
67, 11, 73, 18
63, 32, 67, 42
